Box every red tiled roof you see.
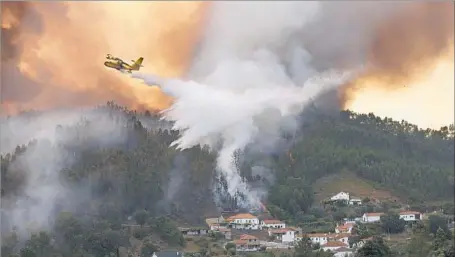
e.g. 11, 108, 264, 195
335, 233, 351, 239
239, 234, 257, 240
336, 223, 354, 230
226, 213, 257, 221
234, 240, 247, 246
322, 241, 348, 247
269, 228, 294, 234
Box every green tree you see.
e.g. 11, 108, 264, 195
134, 210, 150, 226
406, 229, 431, 257
428, 215, 450, 236
294, 236, 334, 257
355, 236, 392, 257
432, 227, 450, 257
225, 243, 236, 251
380, 212, 406, 234
141, 240, 159, 256
21, 232, 55, 257
1, 231, 19, 256
352, 222, 372, 238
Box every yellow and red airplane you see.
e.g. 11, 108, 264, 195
104, 54, 144, 73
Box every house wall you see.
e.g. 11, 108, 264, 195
348, 200, 362, 205
261, 222, 286, 229
400, 214, 420, 221
362, 215, 381, 223
236, 246, 260, 252
337, 236, 349, 245
282, 231, 295, 243
232, 218, 260, 230
331, 192, 350, 201
335, 227, 353, 234
323, 246, 342, 251
309, 236, 329, 245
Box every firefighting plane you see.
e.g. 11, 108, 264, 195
104, 54, 144, 73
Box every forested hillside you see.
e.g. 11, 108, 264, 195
1, 102, 453, 256
266, 109, 454, 221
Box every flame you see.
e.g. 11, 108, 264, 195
342, 2, 454, 129
1, 1, 210, 114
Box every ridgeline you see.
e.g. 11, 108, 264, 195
1, 102, 453, 256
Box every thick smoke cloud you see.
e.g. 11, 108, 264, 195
1, 2, 210, 114
134, 1, 455, 207
0, 109, 132, 236
133, 2, 355, 208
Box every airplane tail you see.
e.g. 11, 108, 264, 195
131, 57, 144, 70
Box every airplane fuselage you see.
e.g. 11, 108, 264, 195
104, 61, 134, 72
104, 55, 143, 73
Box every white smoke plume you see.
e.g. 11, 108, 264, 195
132, 2, 356, 209
0, 108, 131, 236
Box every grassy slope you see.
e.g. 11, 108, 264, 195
312, 171, 402, 203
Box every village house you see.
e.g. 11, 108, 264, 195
348, 198, 362, 206
330, 192, 350, 202
362, 212, 385, 223
218, 228, 232, 240
399, 211, 422, 221
329, 192, 362, 206
343, 218, 362, 223
233, 234, 261, 252
321, 241, 350, 252
261, 219, 286, 229
206, 217, 227, 231
268, 228, 296, 243
335, 223, 354, 234
299, 233, 332, 246
334, 233, 350, 246
297, 232, 351, 248
225, 213, 260, 230
333, 247, 354, 257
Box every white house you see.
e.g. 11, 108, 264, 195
268, 228, 295, 243
300, 233, 335, 245
333, 247, 354, 257
399, 211, 422, 221
206, 217, 228, 231
321, 241, 349, 252
261, 219, 286, 229
335, 223, 354, 234
335, 233, 350, 246
362, 213, 384, 223
225, 213, 260, 230
348, 198, 362, 205
234, 234, 261, 252
330, 192, 350, 202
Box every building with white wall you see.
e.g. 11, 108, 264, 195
362, 213, 384, 223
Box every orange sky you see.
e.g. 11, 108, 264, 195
1, 1, 453, 129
